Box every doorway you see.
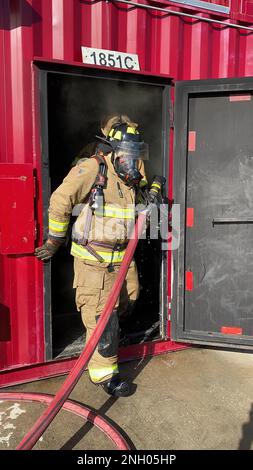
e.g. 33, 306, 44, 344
38, 63, 170, 360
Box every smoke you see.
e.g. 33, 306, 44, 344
48, 73, 164, 182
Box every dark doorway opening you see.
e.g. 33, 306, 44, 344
39, 64, 170, 359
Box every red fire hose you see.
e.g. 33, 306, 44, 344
0, 392, 130, 450
13, 211, 147, 450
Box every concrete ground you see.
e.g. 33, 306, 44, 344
1, 347, 253, 450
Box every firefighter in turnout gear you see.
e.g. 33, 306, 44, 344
35, 115, 148, 397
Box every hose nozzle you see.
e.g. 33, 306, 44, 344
149, 176, 166, 202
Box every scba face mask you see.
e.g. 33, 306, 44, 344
113, 146, 146, 187
109, 125, 149, 187
114, 154, 141, 187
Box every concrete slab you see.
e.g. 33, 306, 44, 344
1, 347, 253, 450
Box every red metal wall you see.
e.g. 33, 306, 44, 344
0, 0, 253, 375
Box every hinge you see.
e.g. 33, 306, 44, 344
169, 101, 174, 128
33, 175, 38, 240
34, 221, 38, 241
33, 175, 37, 198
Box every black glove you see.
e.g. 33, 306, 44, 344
34, 238, 64, 261
149, 176, 166, 203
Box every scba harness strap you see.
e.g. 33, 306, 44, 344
89, 153, 108, 211
77, 153, 109, 263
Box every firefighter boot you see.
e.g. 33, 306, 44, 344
100, 374, 134, 397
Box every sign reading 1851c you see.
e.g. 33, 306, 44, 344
81, 47, 140, 71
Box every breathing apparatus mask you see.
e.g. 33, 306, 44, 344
97, 123, 149, 187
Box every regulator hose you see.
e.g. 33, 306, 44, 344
14, 210, 148, 450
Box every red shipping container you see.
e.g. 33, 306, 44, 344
1, 0, 253, 387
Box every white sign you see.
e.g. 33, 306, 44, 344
81, 47, 140, 71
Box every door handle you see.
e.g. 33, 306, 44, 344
212, 218, 253, 226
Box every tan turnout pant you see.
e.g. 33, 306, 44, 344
74, 257, 139, 384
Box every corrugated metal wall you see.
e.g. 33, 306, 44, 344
0, 0, 253, 371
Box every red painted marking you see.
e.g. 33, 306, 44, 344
188, 131, 196, 151
186, 272, 193, 291
221, 326, 242, 335
229, 95, 251, 102
187, 208, 194, 227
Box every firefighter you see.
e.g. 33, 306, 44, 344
35, 115, 148, 397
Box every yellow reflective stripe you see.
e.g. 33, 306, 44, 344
49, 227, 68, 233
109, 128, 118, 138
108, 127, 139, 138
152, 183, 161, 189
127, 126, 139, 134
89, 365, 119, 383
151, 188, 159, 193
71, 242, 125, 262
114, 130, 122, 140
49, 219, 69, 232
49, 219, 69, 228
108, 129, 122, 140
95, 205, 135, 219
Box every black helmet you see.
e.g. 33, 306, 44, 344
108, 123, 148, 157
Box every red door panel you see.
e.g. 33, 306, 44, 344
0, 164, 36, 255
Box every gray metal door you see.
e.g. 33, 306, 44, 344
172, 78, 253, 348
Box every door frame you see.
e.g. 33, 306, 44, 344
36, 60, 171, 360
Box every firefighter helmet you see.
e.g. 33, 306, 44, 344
108, 123, 148, 187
